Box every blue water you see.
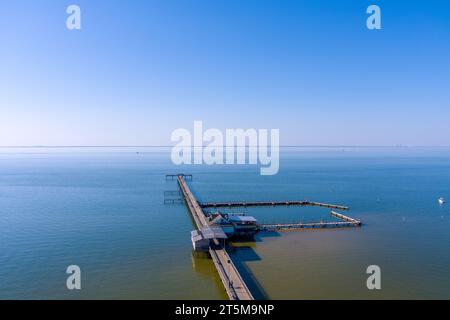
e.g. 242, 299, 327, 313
1, 147, 450, 299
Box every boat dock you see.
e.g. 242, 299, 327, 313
260, 221, 357, 230
170, 174, 361, 299
177, 175, 254, 300
200, 201, 349, 211
330, 210, 361, 224
260, 210, 361, 231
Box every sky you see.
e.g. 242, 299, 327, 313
0, 0, 449, 146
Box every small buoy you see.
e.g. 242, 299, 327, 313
438, 197, 445, 205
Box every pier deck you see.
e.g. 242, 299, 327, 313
260, 220, 360, 231
177, 176, 254, 300
330, 210, 360, 224
200, 201, 349, 211
260, 210, 361, 231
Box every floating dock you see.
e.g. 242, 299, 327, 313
200, 200, 349, 211
177, 175, 254, 300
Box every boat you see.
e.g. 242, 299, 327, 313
438, 197, 445, 205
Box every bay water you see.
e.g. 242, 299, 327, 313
1, 147, 449, 299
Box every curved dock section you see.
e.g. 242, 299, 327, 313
177, 176, 254, 300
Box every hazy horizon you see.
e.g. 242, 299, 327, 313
2, 145, 450, 148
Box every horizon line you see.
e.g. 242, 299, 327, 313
1, 145, 450, 148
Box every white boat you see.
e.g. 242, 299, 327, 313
438, 197, 445, 205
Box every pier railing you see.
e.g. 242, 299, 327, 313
199, 200, 349, 211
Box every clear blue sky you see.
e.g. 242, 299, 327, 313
1, 0, 449, 146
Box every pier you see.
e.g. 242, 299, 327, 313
260, 221, 357, 230
170, 174, 361, 300
177, 175, 254, 300
260, 210, 361, 231
166, 174, 192, 181
330, 210, 361, 224
163, 190, 183, 204
200, 200, 349, 211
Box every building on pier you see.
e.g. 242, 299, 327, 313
191, 226, 227, 252
208, 212, 258, 238
228, 215, 258, 236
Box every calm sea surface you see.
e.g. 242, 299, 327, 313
1, 147, 449, 299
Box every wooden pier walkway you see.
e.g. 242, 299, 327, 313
177, 175, 254, 300
200, 200, 349, 211
260, 220, 360, 231
260, 210, 361, 231
330, 210, 361, 224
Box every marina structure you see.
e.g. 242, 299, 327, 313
199, 200, 349, 211
167, 174, 361, 300
208, 212, 259, 238
260, 210, 361, 231
176, 175, 254, 300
